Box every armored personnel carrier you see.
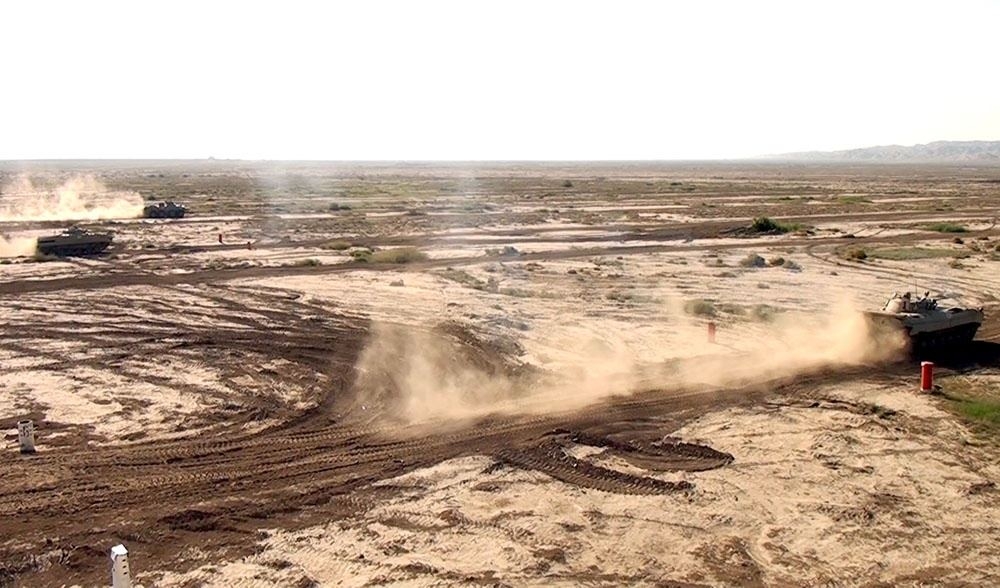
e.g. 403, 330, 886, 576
143, 201, 187, 219
866, 292, 983, 351
36, 226, 113, 257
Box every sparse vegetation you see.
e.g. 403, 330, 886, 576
683, 299, 716, 316
749, 216, 801, 234
739, 253, 766, 268
750, 304, 778, 321
320, 240, 352, 250
350, 249, 372, 262
293, 258, 322, 267
836, 195, 872, 204
841, 247, 868, 261
867, 247, 966, 261
369, 247, 428, 264
768, 256, 785, 266
939, 377, 1000, 438
925, 222, 968, 233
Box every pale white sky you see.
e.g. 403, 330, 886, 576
1, 1, 998, 160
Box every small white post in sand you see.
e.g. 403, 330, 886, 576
110, 544, 132, 588
17, 420, 35, 454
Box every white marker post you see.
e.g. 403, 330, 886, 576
17, 420, 35, 454
110, 544, 132, 588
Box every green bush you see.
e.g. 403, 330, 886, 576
925, 223, 968, 233
867, 247, 961, 261
749, 216, 800, 234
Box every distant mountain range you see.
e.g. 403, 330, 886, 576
771, 140, 1000, 162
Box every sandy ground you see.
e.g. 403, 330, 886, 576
0, 162, 999, 586
148, 379, 1000, 586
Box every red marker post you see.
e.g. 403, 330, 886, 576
920, 361, 934, 393
707, 321, 716, 344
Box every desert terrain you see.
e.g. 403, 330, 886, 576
1, 161, 999, 587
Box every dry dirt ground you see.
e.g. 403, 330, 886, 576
1, 161, 1000, 587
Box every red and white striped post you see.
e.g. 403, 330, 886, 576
707, 322, 717, 344
920, 361, 934, 393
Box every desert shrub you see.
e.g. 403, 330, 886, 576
739, 253, 766, 268
320, 240, 352, 250
293, 258, 322, 267
717, 303, 746, 315
768, 256, 785, 266
841, 247, 868, 261
683, 299, 716, 316
837, 195, 872, 204
370, 247, 428, 264
562, 180, 573, 188
783, 259, 802, 271
749, 216, 800, 234
750, 304, 778, 321
350, 249, 372, 262
867, 247, 962, 261
925, 222, 968, 233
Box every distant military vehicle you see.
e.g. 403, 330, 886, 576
866, 291, 983, 351
36, 226, 113, 257
143, 201, 187, 219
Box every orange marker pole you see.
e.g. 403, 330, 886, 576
707, 322, 716, 344
920, 361, 934, 393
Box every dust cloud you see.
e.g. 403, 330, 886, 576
0, 175, 144, 222
0, 235, 37, 258
353, 298, 908, 424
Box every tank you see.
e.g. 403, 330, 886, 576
865, 291, 983, 351
143, 201, 187, 219
36, 226, 113, 257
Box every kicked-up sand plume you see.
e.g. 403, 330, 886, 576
353, 298, 909, 424
0, 234, 37, 258
0, 175, 144, 222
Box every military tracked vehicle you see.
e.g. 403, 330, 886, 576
866, 292, 983, 351
143, 201, 187, 219
36, 226, 113, 257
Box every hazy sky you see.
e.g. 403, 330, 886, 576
2, 1, 998, 160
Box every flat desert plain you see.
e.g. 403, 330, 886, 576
1, 161, 999, 587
